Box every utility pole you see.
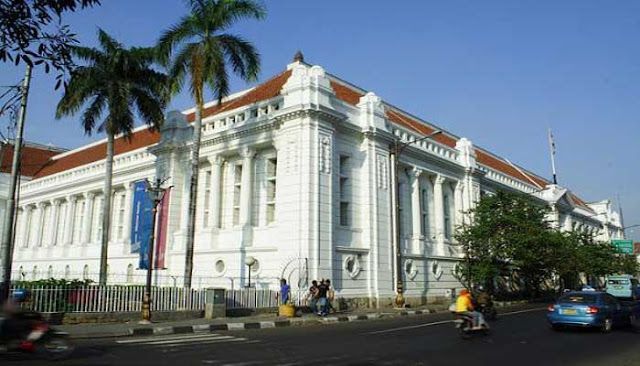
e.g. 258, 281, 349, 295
390, 130, 442, 308
140, 178, 168, 323
0, 65, 32, 302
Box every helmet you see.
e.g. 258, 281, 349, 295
460, 289, 469, 296
11, 288, 29, 303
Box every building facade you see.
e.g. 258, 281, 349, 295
7, 58, 625, 306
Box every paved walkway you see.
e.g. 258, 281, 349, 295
57, 305, 451, 339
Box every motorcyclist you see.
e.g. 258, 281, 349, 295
455, 289, 486, 330
474, 285, 494, 308
0, 289, 32, 345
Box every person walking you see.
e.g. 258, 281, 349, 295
278, 279, 291, 305
316, 280, 329, 316
306, 280, 319, 313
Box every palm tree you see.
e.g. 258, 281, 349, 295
157, 0, 265, 288
56, 29, 167, 286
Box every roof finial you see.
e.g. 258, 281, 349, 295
293, 50, 304, 63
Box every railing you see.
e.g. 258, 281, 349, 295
10, 285, 206, 313
9, 285, 308, 313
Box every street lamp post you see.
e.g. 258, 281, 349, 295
141, 178, 168, 324
390, 130, 442, 308
245, 256, 256, 288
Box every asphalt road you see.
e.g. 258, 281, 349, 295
3, 306, 640, 366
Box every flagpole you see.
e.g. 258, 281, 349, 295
548, 128, 558, 185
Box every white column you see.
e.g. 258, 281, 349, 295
239, 147, 255, 226
454, 181, 464, 227
48, 200, 61, 246
81, 192, 95, 244
121, 183, 133, 245
20, 206, 31, 248
31, 203, 45, 247
64, 195, 76, 245
409, 168, 422, 254
433, 175, 446, 245
208, 156, 223, 229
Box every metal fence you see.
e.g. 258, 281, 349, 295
8, 285, 306, 314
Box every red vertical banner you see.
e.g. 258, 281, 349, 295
154, 187, 171, 269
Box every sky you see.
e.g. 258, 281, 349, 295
1, 0, 639, 240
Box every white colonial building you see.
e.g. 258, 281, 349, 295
7, 56, 625, 306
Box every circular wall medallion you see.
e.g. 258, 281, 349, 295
214, 259, 226, 275
404, 259, 418, 280
343, 255, 361, 279
432, 261, 444, 280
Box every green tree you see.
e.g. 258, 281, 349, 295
455, 191, 554, 297
157, 0, 265, 288
1, 0, 101, 85
56, 29, 167, 285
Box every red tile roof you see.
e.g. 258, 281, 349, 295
187, 70, 292, 122
0, 142, 65, 177
33, 129, 160, 178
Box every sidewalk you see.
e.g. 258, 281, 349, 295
57, 305, 451, 339
57, 300, 536, 339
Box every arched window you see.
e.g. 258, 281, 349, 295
64, 265, 70, 279
82, 265, 89, 280
47, 265, 53, 279
18, 266, 25, 281
126, 264, 134, 283
32, 266, 38, 280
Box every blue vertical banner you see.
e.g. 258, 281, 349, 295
130, 180, 153, 269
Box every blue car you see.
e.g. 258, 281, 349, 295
547, 291, 637, 332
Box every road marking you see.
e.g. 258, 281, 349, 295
163, 337, 248, 347
367, 307, 546, 335
498, 307, 547, 317
367, 320, 453, 335
145, 335, 235, 345
117, 333, 222, 344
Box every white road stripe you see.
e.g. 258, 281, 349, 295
145, 335, 234, 345
163, 337, 250, 347
117, 333, 221, 344
368, 320, 453, 334
367, 307, 546, 335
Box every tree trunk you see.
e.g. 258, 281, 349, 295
183, 102, 203, 288
99, 132, 114, 286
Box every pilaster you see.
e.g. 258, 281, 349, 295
81, 192, 95, 245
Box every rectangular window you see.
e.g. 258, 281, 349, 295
233, 164, 242, 225
420, 188, 429, 237
93, 197, 104, 244
444, 195, 451, 239
266, 158, 277, 224
73, 200, 85, 244
203, 170, 212, 227
117, 193, 126, 239
339, 155, 350, 227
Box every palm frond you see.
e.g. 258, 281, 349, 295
156, 16, 198, 66
217, 33, 260, 81
97, 28, 124, 54
80, 94, 107, 134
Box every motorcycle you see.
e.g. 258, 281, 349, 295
479, 303, 498, 321
452, 312, 490, 339
0, 310, 73, 360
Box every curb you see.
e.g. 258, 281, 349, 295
127, 308, 449, 337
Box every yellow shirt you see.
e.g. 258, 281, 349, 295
456, 294, 473, 313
